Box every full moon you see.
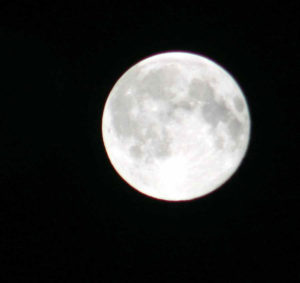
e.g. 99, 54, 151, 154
102, 51, 250, 201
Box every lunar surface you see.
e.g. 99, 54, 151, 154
102, 51, 250, 201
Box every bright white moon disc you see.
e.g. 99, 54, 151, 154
102, 51, 250, 201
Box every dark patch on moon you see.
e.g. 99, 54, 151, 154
143, 125, 172, 160
129, 130, 171, 162
110, 91, 137, 138
152, 138, 171, 157
129, 144, 143, 158
173, 100, 193, 111
228, 118, 243, 141
135, 65, 182, 101
202, 101, 230, 127
188, 78, 215, 103
188, 78, 231, 127
215, 136, 224, 149
233, 96, 245, 112
187, 77, 245, 147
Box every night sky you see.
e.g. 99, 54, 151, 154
0, 1, 298, 282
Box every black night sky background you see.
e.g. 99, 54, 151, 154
0, 1, 298, 282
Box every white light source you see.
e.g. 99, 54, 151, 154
102, 51, 251, 201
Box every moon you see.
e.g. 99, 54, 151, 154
102, 51, 250, 201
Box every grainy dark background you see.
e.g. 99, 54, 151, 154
0, 1, 298, 282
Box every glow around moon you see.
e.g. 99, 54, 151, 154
102, 51, 250, 201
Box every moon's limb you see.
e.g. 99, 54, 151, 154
102, 51, 251, 201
